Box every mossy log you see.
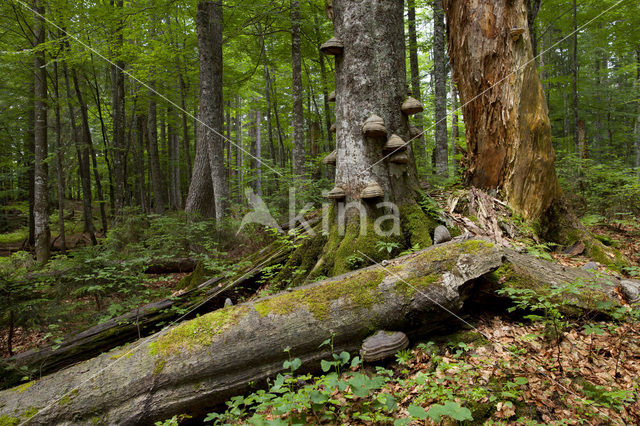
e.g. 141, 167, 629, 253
1, 245, 293, 390
1, 239, 635, 425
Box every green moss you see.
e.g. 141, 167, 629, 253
394, 274, 441, 298
13, 381, 34, 393
177, 262, 205, 290
153, 359, 166, 376
149, 306, 249, 357
332, 221, 362, 275
584, 237, 627, 272
275, 231, 327, 288
19, 407, 38, 420
59, 389, 79, 406
400, 204, 435, 248
254, 268, 386, 321
0, 415, 19, 426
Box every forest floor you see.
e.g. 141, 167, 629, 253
2, 191, 640, 424
197, 314, 640, 425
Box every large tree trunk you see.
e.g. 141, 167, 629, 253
148, 87, 167, 214
33, 0, 50, 264
444, 0, 561, 222
571, 0, 579, 152
2, 239, 633, 425
433, 0, 449, 178
195, 0, 227, 223
450, 79, 459, 175
291, 0, 305, 178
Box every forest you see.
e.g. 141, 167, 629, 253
1, 0, 640, 424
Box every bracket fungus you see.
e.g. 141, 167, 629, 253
360, 330, 409, 362
510, 27, 525, 41
360, 183, 384, 199
389, 152, 409, 164
320, 37, 344, 56
328, 91, 336, 102
401, 97, 424, 115
326, 186, 346, 200
409, 126, 421, 139
383, 134, 407, 152
362, 114, 387, 138
322, 150, 337, 165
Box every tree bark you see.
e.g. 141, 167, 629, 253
407, 0, 426, 164
526, 0, 541, 59
111, 0, 127, 214
2, 240, 632, 425
194, 0, 227, 223
255, 109, 263, 196
147, 87, 167, 214
444, 0, 561, 222
450, 79, 459, 175
52, 60, 66, 254
571, 0, 579, 151
433, 0, 449, 178
33, 0, 50, 264
291, 0, 305, 178
71, 68, 97, 245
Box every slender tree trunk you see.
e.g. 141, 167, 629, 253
147, 87, 167, 214
71, 68, 97, 245
571, 0, 579, 151
235, 98, 244, 204
33, 0, 50, 263
594, 54, 602, 160
111, 0, 126, 214
635, 49, 640, 174
291, 0, 305, 177
450, 79, 459, 175
271, 70, 287, 167
408, 0, 426, 163
27, 79, 35, 248
259, 31, 277, 166
179, 74, 192, 179
255, 109, 263, 196
52, 61, 66, 253
433, 0, 448, 178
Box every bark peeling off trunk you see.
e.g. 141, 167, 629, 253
444, 0, 560, 220
0, 240, 503, 425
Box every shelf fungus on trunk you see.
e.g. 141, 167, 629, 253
401, 96, 424, 115
510, 27, 525, 41
330, 123, 337, 133
326, 186, 346, 200
383, 134, 407, 152
320, 37, 344, 56
389, 152, 409, 164
322, 150, 337, 165
362, 114, 387, 138
409, 126, 421, 139
360, 183, 384, 200
328, 90, 336, 102
360, 330, 409, 362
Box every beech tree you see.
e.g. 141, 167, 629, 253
33, 0, 50, 264
279, 0, 436, 282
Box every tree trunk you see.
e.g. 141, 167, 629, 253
255, 109, 263, 196
635, 48, 640, 174
195, 0, 227, 223
291, 0, 305, 178
111, 0, 127, 214
33, 0, 50, 264
52, 61, 67, 254
526, 0, 541, 59
407, 0, 426, 164
571, 0, 579, 152
287, 0, 435, 282
316, 14, 333, 152
2, 240, 632, 425
71, 68, 97, 245
444, 0, 561, 222
235, 96, 244, 203
148, 87, 167, 214
450, 79, 459, 175
433, 0, 449, 178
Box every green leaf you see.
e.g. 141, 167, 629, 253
427, 401, 473, 422
407, 404, 428, 419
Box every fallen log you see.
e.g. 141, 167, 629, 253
0, 239, 635, 425
0, 244, 293, 389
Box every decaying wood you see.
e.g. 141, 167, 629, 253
1, 244, 292, 389
1, 239, 635, 425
